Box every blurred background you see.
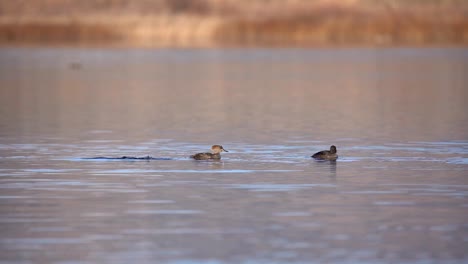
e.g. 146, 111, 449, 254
1, 0, 467, 47
1, 1, 468, 264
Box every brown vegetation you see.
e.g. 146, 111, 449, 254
216, 4, 468, 46
0, 0, 467, 47
0, 22, 122, 44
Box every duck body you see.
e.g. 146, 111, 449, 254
190, 152, 221, 160
312, 145, 338, 161
191, 145, 228, 160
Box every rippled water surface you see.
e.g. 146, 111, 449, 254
0, 48, 467, 264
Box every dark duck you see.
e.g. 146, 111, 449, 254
311, 145, 338, 161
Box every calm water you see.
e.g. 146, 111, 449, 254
0, 47, 467, 264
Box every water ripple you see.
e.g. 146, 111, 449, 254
126, 210, 203, 215
225, 183, 335, 192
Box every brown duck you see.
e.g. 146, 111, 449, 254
190, 145, 228, 160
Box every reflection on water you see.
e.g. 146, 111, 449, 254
0, 48, 467, 263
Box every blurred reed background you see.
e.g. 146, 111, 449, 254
0, 0, 467, 47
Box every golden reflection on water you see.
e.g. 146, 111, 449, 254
1, 48, 467, 144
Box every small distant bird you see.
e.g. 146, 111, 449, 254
311, 145, 338, 161
68, 62, 82, 70
190, 145, 228, 160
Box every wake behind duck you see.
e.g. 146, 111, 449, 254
85, 156, 171, 161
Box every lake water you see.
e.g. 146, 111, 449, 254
0, 47, 467, 264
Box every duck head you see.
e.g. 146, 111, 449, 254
211, 145, 228, 154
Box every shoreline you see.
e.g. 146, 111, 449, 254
1, 3, 467, 47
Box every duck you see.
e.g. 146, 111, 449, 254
311, 145, 338, 161
190, 145, 228, 160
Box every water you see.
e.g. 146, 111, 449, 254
0, 47, 467, 264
